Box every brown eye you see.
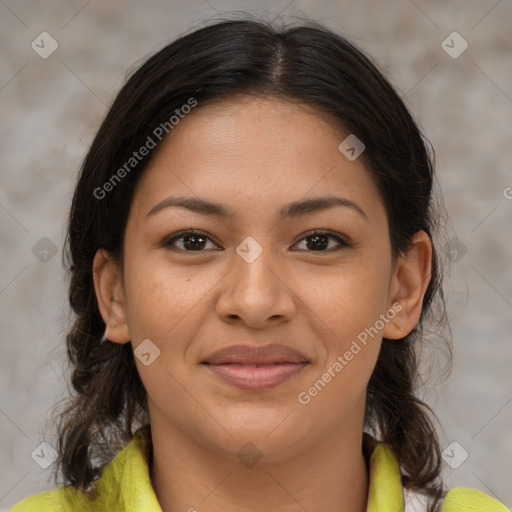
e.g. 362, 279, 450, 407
163, 228, 351, 253
163, 229, 220, 251
292, 230, 351, 252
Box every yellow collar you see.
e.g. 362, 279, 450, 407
11, 425, 509, 511
93, 427, 408, 511
364, 437, 405, 511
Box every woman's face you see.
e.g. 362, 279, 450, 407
94, 96, 429, 461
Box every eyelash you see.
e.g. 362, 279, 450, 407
162, 228, 352, 253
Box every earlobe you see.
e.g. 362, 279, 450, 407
92, 248, 131, 344
383, 230, 432, 340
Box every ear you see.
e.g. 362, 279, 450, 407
92, 248, 131, 344
383, 230, 432, 340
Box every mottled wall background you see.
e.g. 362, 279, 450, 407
1, 0, 511, 509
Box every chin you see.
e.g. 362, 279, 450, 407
206, 408, 313, 459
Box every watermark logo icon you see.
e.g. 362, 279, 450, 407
237, 442, 263, 468
338, 134, 365, 161
32, 237, 58, 263
134, 338, 161, 366
31, 441, 58, 469
445, 236, 468, 263
441, 32, 468, 59
442, 441, 469, 469
31, 32, 59, 59
236, 236, 263, 264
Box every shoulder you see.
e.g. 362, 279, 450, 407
8, 484, 103, 512
9, 490, 55, 511
9, 425, 155, 512
441, 487, 509, 511
404, 486, 509, 511
368, 438, 508, 512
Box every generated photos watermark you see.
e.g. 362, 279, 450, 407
298, 302, 403, 405
93, 97, 198, 200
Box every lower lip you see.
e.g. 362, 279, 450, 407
204, 362, 308, 391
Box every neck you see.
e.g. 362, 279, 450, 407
149, 415, 370, 512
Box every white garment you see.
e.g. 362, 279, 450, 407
403, 487, 430, 512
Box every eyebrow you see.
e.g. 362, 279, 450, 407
146, 195, 368, 222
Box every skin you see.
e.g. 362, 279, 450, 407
93, 96, 432, 512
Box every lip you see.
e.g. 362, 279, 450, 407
203, 344, 308, 365
201, 344, 310, 391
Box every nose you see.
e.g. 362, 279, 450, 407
215, 243, 297, 329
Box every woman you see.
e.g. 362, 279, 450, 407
10, 17, 508, 512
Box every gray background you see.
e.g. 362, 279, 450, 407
1, 0, 511, 509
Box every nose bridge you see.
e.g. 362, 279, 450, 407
216, 235, 296, 326
234, 235, 282, 299
236, 239, 277, 289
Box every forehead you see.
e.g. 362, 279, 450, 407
129, 96, 386, 227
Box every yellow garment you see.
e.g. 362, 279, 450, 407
367, 442, 508, 511
10, 427, 509, 511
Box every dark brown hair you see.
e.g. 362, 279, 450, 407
53, 15, 452, 511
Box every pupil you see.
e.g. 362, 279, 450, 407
184, 234, 206, 250
307, 234, 328, 251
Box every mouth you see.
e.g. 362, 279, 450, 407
201, 344, 310, 391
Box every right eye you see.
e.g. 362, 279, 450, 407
162, 229, 222, 252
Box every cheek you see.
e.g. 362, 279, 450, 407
122, 255, 206, 400
295, 266, 387, 419
297, 258, 391, 345
122, 249, 229, 357
122, 251, 198, 342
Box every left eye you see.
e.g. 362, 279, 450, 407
293, 230, 351, 252
163, 229, 350, 252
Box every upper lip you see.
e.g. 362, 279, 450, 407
202, 344, 309, 365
